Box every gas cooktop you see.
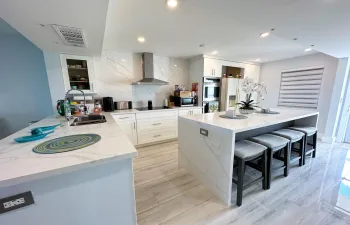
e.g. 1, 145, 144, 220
136, 107, 169, 111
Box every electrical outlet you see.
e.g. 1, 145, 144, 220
3, 197, 25, 209
0, 191, 34, 214
200, 128, 208, 136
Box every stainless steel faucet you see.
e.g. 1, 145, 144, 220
64, 89, 86, 122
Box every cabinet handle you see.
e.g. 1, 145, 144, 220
153, 123, 162, 126
153, 135, 161, 138
133, 122, 136, 130
91, 82, 94, 92
119, 117, 129, 119
214, 69, 216, 75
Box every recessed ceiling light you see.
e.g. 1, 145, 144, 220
199, 44, 206, 48
260, 32, 270, 38
255, 59, 261, 62
166, 0, 178, 9
174, 64, 178, 67
137, 37, 145, 43
121, 59, 126, 62
304, 48, 312, 52
212, 51, 218, 55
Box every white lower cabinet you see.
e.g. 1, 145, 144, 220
112, 114, 138, 145
136, 110, 178, 145
116, 121, 138, 145
178, 108, 202, 116
138, 129, 178, 145
112, 107, 202, 146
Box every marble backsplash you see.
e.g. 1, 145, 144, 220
93, 51, 190, 108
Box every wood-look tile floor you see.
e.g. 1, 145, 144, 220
133, 141, 350, 225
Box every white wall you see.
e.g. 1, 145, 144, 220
323, 58, 350, 142
259, 53, 339, 136
43, 52, 66, 111
93, 51, 190, 108
45, 51, 190, 109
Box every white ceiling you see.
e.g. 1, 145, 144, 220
0, 0, 109, 56
1, 0, 349, 62
103, 0, 350, 62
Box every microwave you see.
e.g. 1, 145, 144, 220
174, 96, 194, 107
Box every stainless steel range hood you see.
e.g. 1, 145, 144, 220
132, 53, 169, 85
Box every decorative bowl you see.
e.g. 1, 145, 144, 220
239, 108, 256, 114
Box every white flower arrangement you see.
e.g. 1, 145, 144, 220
241, 77, 267, 100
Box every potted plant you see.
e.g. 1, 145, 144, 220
237, 78, 267, 114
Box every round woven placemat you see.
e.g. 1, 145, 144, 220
33, 134, 101, 154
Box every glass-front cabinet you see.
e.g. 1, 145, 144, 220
60, 54, 95, 93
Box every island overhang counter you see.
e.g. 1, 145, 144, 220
178, 108, 319, 206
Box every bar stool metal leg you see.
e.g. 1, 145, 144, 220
284, 143, 290, 177
266, 148, 273, 190
262, 150, 268, 190
302, 135, 307, 165
237, 158, 245, 206
299, 136, 305, 167
312, 131, 317, 158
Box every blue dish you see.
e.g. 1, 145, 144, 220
14, 131, 54, 143
31, 124, 60, 132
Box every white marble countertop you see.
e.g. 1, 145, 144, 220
0, 112, 138, 188
179, 107, 319, 133
111, 106, 203, 115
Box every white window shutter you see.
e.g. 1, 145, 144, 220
278, 67, 324, 108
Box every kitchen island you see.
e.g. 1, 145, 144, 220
0, 113, 137, 225
178, 108, 319, 206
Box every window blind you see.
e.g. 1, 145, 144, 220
278, 67, 324, 108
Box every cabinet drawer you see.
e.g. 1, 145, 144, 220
112, 113, 136, 121
138, 128, 177, 145
178, 109, 190, 116
137, 117, 177, 132
136, 110, 178, 120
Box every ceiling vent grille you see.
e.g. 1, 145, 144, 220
52, 25, 87, 48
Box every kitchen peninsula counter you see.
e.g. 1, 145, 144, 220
178, 108, 318, 206
0, 112, 138, 225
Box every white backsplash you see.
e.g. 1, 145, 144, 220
93, 51, 190, 108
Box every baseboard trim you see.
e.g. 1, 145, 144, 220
135, 138, 178, 148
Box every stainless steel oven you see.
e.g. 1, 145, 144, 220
203, 77, 221, 102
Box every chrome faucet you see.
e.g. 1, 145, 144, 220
64, 89, 87, 122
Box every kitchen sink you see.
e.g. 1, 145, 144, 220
70, 115, 107, 126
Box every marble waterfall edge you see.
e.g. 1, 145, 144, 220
178, 117, 235, 206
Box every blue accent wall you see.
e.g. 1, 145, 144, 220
0, 18, 53, 139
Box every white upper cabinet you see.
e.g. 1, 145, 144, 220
204, 58, 223, 77
60, 54, 96, 93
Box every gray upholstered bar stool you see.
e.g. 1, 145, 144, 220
249, 134, 290, 189
271, 129, 305, 166
233, 140, 268, 207
288, 126, 317, 165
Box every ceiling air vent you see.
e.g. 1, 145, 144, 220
52, 25, 87, 48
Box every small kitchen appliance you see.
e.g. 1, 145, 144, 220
102, 97, 114, 112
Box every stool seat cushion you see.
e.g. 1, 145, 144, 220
234, 140, 267, 159
249, 134, 289, 151
288, 126, 317, 136
271, 129, 304, 142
